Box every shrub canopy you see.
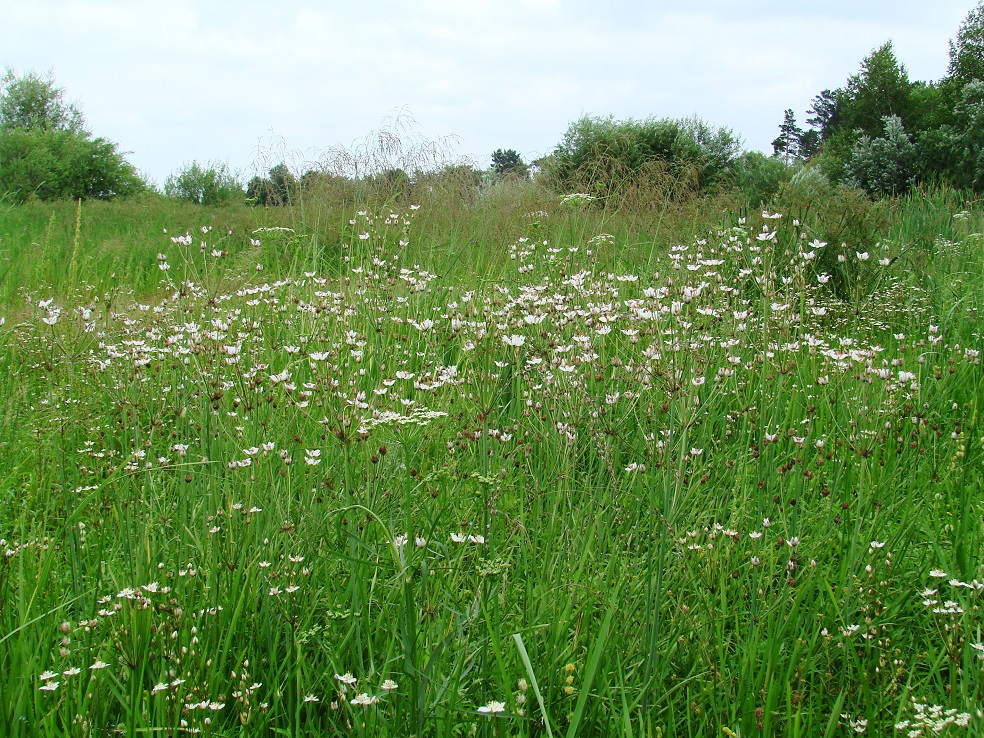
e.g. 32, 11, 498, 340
0, 68, 142, 202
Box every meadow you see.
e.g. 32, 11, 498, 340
0, 177, 982, 737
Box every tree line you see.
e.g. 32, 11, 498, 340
5, 3, 984, 205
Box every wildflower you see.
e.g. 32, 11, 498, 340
381, 679, 398, 691
39, 681, 59, 691
350, 693, 379, 706
334, 672, 357, 685
478, 700, 506, 714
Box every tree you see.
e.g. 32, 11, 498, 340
844, 115, 917, 197
491, 149, 529, 178
245, 164, 297, 206
772, 109, 802, 163
0, 68, 142, 202
0, 68, 84, 133
165, 161, 243, 206
949, 80, 984, 191
798, 129, 821, 160
839, 42, 915, 137
807, 89, 842, 141
948, 2, 984, 87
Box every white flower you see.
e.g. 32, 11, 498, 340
502, 334, 526, 347
381, 679, 398, 691
478, 700, 506, 714
334, 672, 357, 684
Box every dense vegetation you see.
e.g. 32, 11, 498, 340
1, 155, 982, 737
1, 5, 984, 737
0, 69, 142, 203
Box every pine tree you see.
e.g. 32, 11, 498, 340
772, 109, 803, 164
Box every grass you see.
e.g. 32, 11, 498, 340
0, 181, 982, 737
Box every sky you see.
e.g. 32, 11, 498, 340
1, 0, 978, 186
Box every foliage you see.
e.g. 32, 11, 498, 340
947, 1, 984, 88
0, 189, 981, 737
164, 161, 243, 206
838, 42, 916, 137
0, 128, 143, 203
0, 68, 142, 202
548, 114, 740, 200
771, 109, 802, 163
0, 67, 84, 133
948, 80, 984, 191
246, 163, 298, 206
491, 148, 529, 179
844, 115, 918, 197
807, 89, 841, 141
795, 10, 984, 195
732, 150, 795, 207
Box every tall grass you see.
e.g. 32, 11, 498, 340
0, 178, 982, 736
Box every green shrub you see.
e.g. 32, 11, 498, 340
844, 115, 918, 196
732, 151, 795, 207
164, 161, 243, 206
546, 114, 740, 203
0, 68, 142, 202
0, 127, 143, 202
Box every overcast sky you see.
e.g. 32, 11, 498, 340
2, 0, 977, 186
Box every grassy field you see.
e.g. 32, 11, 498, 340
0, 182, 982, 736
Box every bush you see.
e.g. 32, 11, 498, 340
0, 68, 142, 202
164, 161, 243, 206
732, 151, 795, 207
0, 127, 143, 202
949, 80, 984, 191
246, 164, 297, 206
547, 115, 740, 202
844, 115, 918, 196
